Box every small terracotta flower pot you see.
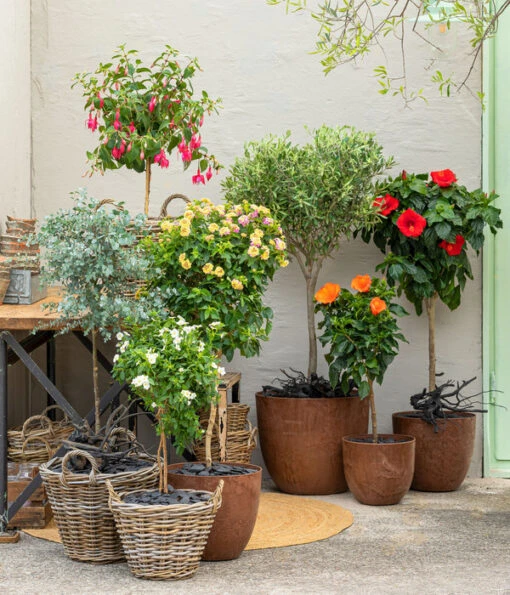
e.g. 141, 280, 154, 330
167, 462, 261, 561
392, 411, 476, 492
343, 434, 415, 505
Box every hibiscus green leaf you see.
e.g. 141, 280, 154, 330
435, 221, 452, 240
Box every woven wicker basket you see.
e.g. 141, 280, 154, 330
0, 269, 10, 303
39, 449, 159, 564
8, 405, 75, 463
198, 403, 250, 433
123, 193, 190, 299
193, 421, 258, 464
108, 480, 223, 580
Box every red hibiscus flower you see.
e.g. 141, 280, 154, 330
430, 169, 457, 188
396, 209, 427, 238
373, 194, 400, 217
439, 234, 465, 256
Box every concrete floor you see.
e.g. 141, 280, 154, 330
1, 477, 509, 594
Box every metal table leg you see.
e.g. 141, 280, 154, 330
46, 337, 56, 420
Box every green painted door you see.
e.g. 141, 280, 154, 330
483, 3, 510, 477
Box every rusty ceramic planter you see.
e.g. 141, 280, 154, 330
256, 392, 369, 495
343, 434, 416, 506
167, 462, 261, 561
392, 411, 476, 492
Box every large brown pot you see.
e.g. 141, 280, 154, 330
167, 462, 261, 561
392, 411, 476, 492
343, 434, 416, 506
256, 393, 369, 495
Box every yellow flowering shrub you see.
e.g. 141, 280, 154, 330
145, 198, 288, 360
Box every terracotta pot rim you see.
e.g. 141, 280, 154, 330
167, 462, 262, 476
255, 391, 361, 402
392, 410, 476, 420
343, 433, 416, 445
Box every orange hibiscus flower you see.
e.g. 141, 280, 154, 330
351, 274, 372, 293
314, 282, 341, 304
370, 297, 387, 316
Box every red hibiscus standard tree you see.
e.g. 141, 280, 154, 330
363, 169, 502, 393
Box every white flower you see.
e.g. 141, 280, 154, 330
178, 367, 185, 373
116, 332, 124, 341
132, 374, 151, 391
119, 341, 129, 354
176, 316, 187, 326
197, 341, 205, 352
113, 354, 119, 363
158, 328, 170, 336
218, 366, 226, 377
181, 389, 197, 404
146, 350, 158, 365
151, 402, 158, 409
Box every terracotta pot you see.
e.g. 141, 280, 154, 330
343, 434, 416, 505
167, 462, 261, 561
392, 411, 476, 492
256, 392, 369, 495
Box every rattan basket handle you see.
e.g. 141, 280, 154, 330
211, 479, 224, 513
94, 198, 125, 212
21, 435, 54, 457
248, 425, 258, 449
21, 414, 55, 439
107, 427, 139, 451
159, 193, 191, 218
40, 404, 71, 424
105, 479, 121, 504
60, 448, 100, 487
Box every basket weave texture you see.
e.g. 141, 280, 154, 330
39, 449, 159, 564
108, 480, 223, 580
193, 420, 257, 464
198, 403, 250, 433
8, 406, 74, 463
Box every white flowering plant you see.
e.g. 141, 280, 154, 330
111, 313, 223, 491
144, 198, 288, 360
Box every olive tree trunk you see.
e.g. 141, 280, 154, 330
91, 329, 100, 434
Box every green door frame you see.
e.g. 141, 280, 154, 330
483, 4, 510, 477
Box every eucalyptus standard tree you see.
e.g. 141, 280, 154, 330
222, 125, 394, 378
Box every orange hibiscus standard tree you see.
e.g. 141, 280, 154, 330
361, 169, 502, 393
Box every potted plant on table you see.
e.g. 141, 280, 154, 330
222, 124, 394, 495
141, 197, 287, 560
109, 313, 224, 580
363, 169, 502, 491
36, 190, 159, 563
73, 44, 222, 216
316, 275, 412, 505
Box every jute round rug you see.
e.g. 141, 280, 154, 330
23, 492, 353, 550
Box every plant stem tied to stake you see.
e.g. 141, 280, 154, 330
425, 292, 438, 393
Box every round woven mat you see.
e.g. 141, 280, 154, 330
23, 492, 353, 550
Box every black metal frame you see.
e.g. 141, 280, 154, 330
0, 330, 129, 533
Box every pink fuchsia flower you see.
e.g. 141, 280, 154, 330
148, 96, 157, 113
86, 113, 98, 132
154, 149, 169, 168
178, 139, 187, 153
119, 140, 126, 155
111, 146, 121, 160
199, 115, 204, 127
190, 134, 201, 150
140, 150, 145, 161
114, 119, 122, 131
192, 168, 205, 185
127, 142, 132, 153
206, 166, 213, 181
128, 121, 136, 134
181, 149, 192, 162
238, 215, 250, 227
97, 92, 104, 108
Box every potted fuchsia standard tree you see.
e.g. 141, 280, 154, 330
363, 169, 502, 491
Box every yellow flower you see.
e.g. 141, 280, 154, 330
252, 228, 264, 238
178, 253, 187, 263
248, 246, 260, 258
160, 220, 173, 232
259, 206, 270, 216
200, 198, 213, 206
181, 259, 192, 270
214, 266, 225, 277
183, 210, 194, 220
231, 279, 244, 290
249, 236, 262, 247
208, 223, 219, 233
204, 234, 215, 242
219, 226, 231, 236
260, 249, 270, 261
279, 258, 289, 267
180, 227, 190, 237
202, 263, 214, 274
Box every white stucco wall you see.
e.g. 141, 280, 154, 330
26, 1, 484, 474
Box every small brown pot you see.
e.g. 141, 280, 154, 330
167, 462, 261, 561
392, 411, 476, 492
343, 434, 416, 506
256, 392, 369, 495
